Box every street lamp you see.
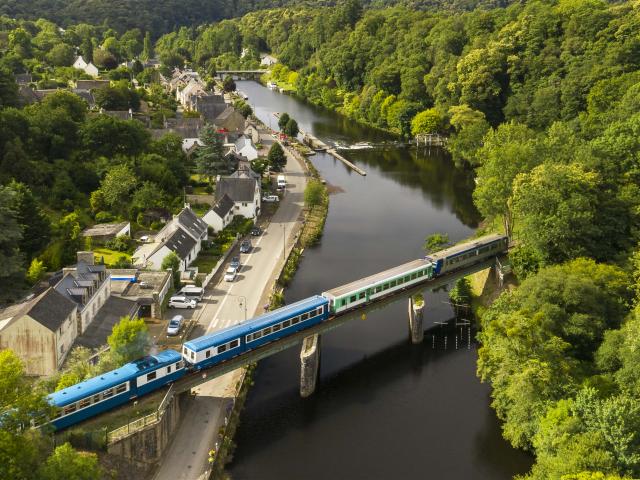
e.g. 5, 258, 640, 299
228, 294, 247, 322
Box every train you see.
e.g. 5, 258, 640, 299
48, 234, 508, 430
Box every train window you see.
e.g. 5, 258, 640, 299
64, 404, 77, 415
230, 340, 239, 349
246, 334, 252, 342
218, 344, 227, 353
417, 270, 423, 277
183, 346, 188, 355
397, 277, 403, 285
102, 389, 114, 399
254, 331, 263, 339
147, 372, 157, 382
167, 365, 172, 373
411, 273, 417, 279
359, 292, 366, 299
390, 281, 397, 288
273, 324, 281, 332
301, 313, 309, 320
79, 398, 91, 409
206, 350, 211, 358
263, 327, 271, 335
93, 394, 101, 403
283, 320, 291, 328
292, 317, 299, 325
116, 383, 127, 394
404, 276, 410, 282
176, 362, 183, 369
350, 295, 356, 303
190, 351, 195, 360
383, 283, 389, 290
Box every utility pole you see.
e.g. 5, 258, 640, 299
282, 223, 286, 264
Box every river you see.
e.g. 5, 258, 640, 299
228, 81, 532, 479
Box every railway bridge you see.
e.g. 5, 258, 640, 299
215, 69, 268, 80
167, 253, 509, 399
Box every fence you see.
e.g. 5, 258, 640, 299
107, 384, 175, 444
202, 236, 239, 288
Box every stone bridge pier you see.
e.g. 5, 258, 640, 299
408, 295, 425, 344
300, 334, 321, 398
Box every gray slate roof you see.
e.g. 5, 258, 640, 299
26, 288, 76, 332
165, 227, 197, 260
75, 296, 138, 349
215, 177, 257, 203
177, 207, 208, 239
212, 194, 234, 218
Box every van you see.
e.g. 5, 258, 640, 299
277, 175, 286, 190
179, 286, 204, 302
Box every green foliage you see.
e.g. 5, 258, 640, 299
0, 185, 25, 299
38, 443, 102, 480
222, 75, 236, 92
267, 142, 286, 171
277, 112, 290, 131
283, 118, 299, 138
233, 99, 252, 118
423, 232, 448, 253
26, 257, 45, 284
304, 179, 325, 208
93, 84, 140, 111
197, 125, 228, 180
162, 251, 181, 289
478, 259, 631, 451
104, 315, 150, 366
411, 108, 443, 136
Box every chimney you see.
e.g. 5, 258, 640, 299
77, 251, 95, 265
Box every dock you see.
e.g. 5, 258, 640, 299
301, 128, 367, 176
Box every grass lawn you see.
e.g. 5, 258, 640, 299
190, 203, 210, 216
191, 251, 220, 273
94, 248, 132, 267
192, 186, 211, 195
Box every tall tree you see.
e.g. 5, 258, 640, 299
142, 31, 153, 61
278, 112, 290, 131
267, 142, 286, 171
9, 181, 50, 261
0, 186, 24, 300
196, 125, 228, 180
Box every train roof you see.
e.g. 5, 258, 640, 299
425, 234, 508, 261
323, 259, 429, 298
183, 295, 328, 352
48, 350, 182, 407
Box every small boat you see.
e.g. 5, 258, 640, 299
267, 82, 277, 90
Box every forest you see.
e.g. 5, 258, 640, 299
2, 0, 640, 478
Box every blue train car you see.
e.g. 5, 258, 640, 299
182, 295, 330, 370
48, 350, 185, 430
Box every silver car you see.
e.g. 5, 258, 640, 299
167, 315, 184, 336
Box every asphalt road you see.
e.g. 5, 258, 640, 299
154, 137, 308, 480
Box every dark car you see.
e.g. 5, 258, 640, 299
230, 256, 240, 269
240, 240, 251, 253
250, 226, 262, 236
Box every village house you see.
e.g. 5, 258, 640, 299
260, 54, 278, 66
214, 106, 247, 141
203, 194, 235, 232
214, 174, 261, 221
132, 206, 208, 271
234, 136, 259, 161
73, 56, 99, 78
0, 288, 78, 376
82, 222, 131, 243
109, 269, 172, 319
52, 252, 111, 335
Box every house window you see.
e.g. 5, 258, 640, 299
242, 202, 247, 207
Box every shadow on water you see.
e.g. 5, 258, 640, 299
229, 81, 532, 479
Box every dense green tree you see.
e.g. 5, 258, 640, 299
304, 179, 325, 207
196, 125, 228, 180
105, 315, 150, 366
222, 75, 236, 92
38, 443, 102, 480
411, 108, 443, 136
96, 164, 138, 214
267, 142, 286, 171
283, 118, 299, 138
0, 186, 24, 300
9, 181, 50, 261
46, 43, 75, 66
277, 112, 290, 131
161, 251, 181, 289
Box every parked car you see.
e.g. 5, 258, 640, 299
168, 296, 197, 309
230, 256, 240, 269
224, 267, 237, 282
240, 240, 252, 253
179, 286, 204, 302
167, 315, 184, 336
262, 195, 279, 203
250, 226, 262, 236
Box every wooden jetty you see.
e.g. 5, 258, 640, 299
301, 129, 366, 176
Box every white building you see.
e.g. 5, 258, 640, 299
214, 176, 261, 220
260, 54, 278, 66
234, 136, 258, 161
203, 194, 235, 233
73, 56, 100, 78
132, 206, 208, 271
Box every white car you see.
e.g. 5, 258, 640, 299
224, 267, 238, 282
168, 296, 196, 309
166, 315, 183, 336
262, 195, 279, 203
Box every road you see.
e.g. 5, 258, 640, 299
153, 135, 308, 480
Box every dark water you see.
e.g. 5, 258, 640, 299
229, 81, 532, 479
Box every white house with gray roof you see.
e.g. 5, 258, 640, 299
214, 174, 261, 220
203, 194, 235, 232
132, 206, 209, 271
